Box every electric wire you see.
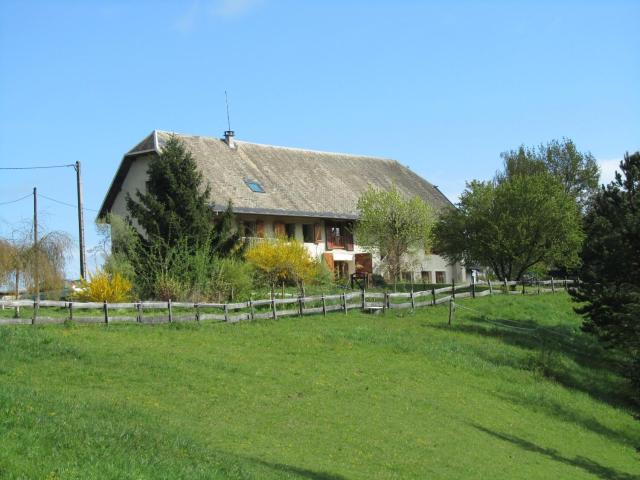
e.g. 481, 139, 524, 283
38, 193, 99, 212
0, 164, 75, 170
0, 193, 32, 207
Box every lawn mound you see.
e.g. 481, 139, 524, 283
0, 294, 638, 479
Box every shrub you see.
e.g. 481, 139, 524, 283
153, 273, 187, 301
245, 237, 316, 293
71, 271, 133, 302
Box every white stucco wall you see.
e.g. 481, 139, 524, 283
110, 155, 153, 231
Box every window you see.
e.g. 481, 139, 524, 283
244, 179, 265, 193
302, 224, 314, 243
436, 271, 446, 284
325, 222, 353, 250
421, 271, 432, 283
326, 223, 344, 249
242, 221, 257, 237
285, 223, 296, 239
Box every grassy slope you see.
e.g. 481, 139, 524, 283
0, 294, 638, 480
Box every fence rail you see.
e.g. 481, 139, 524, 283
0, 278, 576, 326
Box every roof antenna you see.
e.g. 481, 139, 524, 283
225, 90, 232, 132
224, 90, 235, 148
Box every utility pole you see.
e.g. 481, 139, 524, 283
75, 161, 87, 279
33, 187, 39, 322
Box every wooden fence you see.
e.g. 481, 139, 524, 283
0, 278, 576, 326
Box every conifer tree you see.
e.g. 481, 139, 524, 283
571, 151, 640, 396
126, 135, 213, 249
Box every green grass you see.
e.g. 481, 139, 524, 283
0, 294, 638, 479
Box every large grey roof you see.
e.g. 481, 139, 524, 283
99, 130, 452, 219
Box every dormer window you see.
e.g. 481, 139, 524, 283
245, 179, 265, 193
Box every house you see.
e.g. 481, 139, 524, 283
98, 130, 465, 284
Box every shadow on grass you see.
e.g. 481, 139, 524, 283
492, 390, 640, 449
249, 457, 348, 480
472, 424, 638, 480
430, 316, 635, 410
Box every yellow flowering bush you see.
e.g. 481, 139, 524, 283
245, 236, 316, 288
71, 271, 133, 302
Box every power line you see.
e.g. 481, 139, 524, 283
0, 164, 75, 170
39, 193, 99, 213
0, 193, 32, 207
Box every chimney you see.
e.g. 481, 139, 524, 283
224, 130, 236, 149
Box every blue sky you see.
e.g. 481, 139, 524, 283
1, 0, 639, 278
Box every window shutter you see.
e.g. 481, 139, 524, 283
274, 221, 285, 237
355, 253, 373, 274
345, 230, 354, 251
325, 224, 334, 250
256, 221, 265, 238
314, 223, 322, 244
323, 252, 335, 274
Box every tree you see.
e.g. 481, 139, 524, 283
434, 174, 583, 281
0, 227, 71, 297
570, 152, 640, 394
121, 136, 246, 299
500, 138, 600, 209
126, 135, 213, 250
354, 186, 435, 284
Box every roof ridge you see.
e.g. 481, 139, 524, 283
154, 129, 397, 162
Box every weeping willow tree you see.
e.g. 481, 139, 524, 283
0, 228, 72, 298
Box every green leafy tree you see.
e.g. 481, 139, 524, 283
500, 138, 600, 208
434, 174, 583, 281
354, 186, 434, 284
570, 152, 640, 395
126, 135, 213, 250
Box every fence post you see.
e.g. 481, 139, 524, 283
488, 279, 493, 295
537, 279, 541, 295
361, 288, 366, 311
471, 276, 476, 299
451, 280, 456, 300
249, 298, 254, 321
224, 304, 229, 322
342, 293, 347, 314
564, 276, 568, 291
32, 299, 38, 325
321, 294, 326, 317
410, 289, 415, 310
448, 298, 454, 326
68, 301, 73, 321
195, 303, 200, 322
382, 291, 388, 314
522, 279, 526, 295
136, 302, 141, 323
551, 277, 555, 294
431, 287, 436, 306
298, 295, 303, 317
503, 278, 508, 293
168, 299, 173, 323
103, 300, 109, 325
271, 296, 277, 320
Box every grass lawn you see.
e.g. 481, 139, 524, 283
0, 294, 638, 479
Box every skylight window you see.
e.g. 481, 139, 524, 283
245, 180, 265, 193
